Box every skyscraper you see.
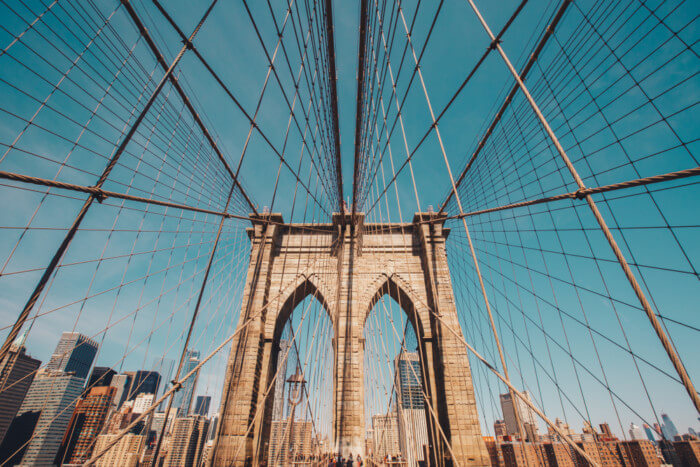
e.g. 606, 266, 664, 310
207, 413, 219, 441
395, 351, 423, 410
629, 423, 645, 440
0, 336, 41, 445
110, 373, 133, 409
125, 370, 161, 401
132, 393, 155, 414
272, 340, 290, 421
600, 423, 613, 438
164, 415, 210, 467
661, 413, 679, 440
151, 408, 179, 438
194, 395, 211, 417
152, 356, 175, 410
500, 391, 538, 441
55, 385, 115, 465
643, 423, 657, 443
45, 332, 99, 379
172, 350, 199, 415
395, 351, 429, 465
87, 366, 116, 390
0, 370, 84, 465
494, 419, 507, 438
92, 432, 145, 467
268, 419, 313, 466
372, 412, 401, 460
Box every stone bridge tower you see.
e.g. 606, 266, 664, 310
211, 212, 489, 466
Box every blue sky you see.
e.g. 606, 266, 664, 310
0, 0, 698, 443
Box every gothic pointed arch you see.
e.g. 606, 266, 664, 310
362, 273, 431, 339
269, 273, 334, 342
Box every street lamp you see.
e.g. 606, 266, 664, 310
286, 367, 306, 464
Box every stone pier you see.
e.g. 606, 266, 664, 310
211, 212, 489, 466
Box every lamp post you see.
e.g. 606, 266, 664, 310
286, 367, 306, 464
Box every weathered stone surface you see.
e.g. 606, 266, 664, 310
211, 213, 489, 466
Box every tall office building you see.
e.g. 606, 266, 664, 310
395, 352, 428, 465
110, 373, 132, 409
111, 370, 159, 410
661, 413, 679, 440
193, 395, 211, 417
643, 423, 657, 443
372, 412, 401, 460
0, 371, 84, 465
395, 351, 423, 410
0, 337, 41, 445
104, 401, 146, 436
172, 350, 200, 415
494, 419, 507, 438
629, 423, 645, 440
125, 370, 161, 401
151, 408, 179, 438
272, 339, 290, 421
132, 393, 155, 414
93, 432, 145, 467
207, 413, 219, 441
164, 415, 210, 467
500, 391, 538, 441
152, 356, 174, 410
267, 420, 313, 466
87, 366, 116, 389
45, 332, 99, 379
599, 423, 615, 439
55, 385, 115, 465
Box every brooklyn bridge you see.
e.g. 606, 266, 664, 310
0, 0, 697, 465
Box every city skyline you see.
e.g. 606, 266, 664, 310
0, 329, 217, 466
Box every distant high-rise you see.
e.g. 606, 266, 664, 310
500, 391, 538, 441
599, 423, 613, 438
132, 393, 155, 414
207, 413, 219, 441
87, 366, 116, 390
0, 337, 41, 445
0, 371, 84, 465
643, 423, 657, 443
371, 412, 401, 460
164, 416, 210, 467
172, 350, 199, 415
194, 395, 211, 417
395, 351, 429, 465
272, 340, 290, 421
92, 432, 145, 467
395, 351, 423, 409
629, 423, 645, 440
55, 385, 115, 465
661, 413, 679, 440
494, 419, 507, 437
45, 332, 99, 379
267, 420, 313, 466
152, 357, 175, 410
151, 408, 179, 438
125, 370, 161, 401
110, 373, 133, 409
